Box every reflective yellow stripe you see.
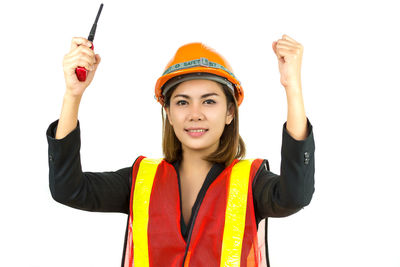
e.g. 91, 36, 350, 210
132, 158, 163, 267
220, 159, 254, 267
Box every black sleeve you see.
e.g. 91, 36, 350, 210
46, 119, 133, 214
253, 117, 315, 222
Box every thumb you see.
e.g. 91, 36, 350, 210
94, 54, 101, 66
91, 54, 101, 71
272, 41, 284, 64
272, 41, 280, 58
91, 54, 101, 72
86, 54, 101, 81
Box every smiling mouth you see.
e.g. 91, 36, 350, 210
185, 129, 208, 133
185, 129, 209, 137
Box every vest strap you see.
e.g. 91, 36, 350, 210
220, 159, 255, 267
132, 158, 163, 267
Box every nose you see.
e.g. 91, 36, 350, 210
188, 102, 204, 121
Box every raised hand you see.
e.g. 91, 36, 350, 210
62, 37, 101, 97
272, 34, 303, 91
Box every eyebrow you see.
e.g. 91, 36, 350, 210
173, 93, 220, 99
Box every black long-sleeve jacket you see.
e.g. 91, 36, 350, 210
46, 117, 315, 266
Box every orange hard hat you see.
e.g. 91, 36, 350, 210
154, 42, 244, 106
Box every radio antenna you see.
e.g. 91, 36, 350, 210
88, 3, 103, 42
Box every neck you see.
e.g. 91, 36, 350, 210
179, 149, 213, 181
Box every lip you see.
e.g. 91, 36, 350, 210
185, 128, 208, 137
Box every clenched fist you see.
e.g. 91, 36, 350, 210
272, 34, 303, 90
62, 37, 101, 97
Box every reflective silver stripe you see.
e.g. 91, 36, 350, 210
162, 57, 237, 79
161, 73, 235, 97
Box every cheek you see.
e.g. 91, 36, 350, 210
169, 109, 186, 129
168, 108, 187, 142
209, 111, 228, 129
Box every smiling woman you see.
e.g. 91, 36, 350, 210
47, 36, 315, 267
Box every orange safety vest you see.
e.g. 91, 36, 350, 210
123, 156, 265, 267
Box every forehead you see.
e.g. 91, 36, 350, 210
171, 79, 224, 97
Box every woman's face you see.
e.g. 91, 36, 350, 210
165, 79, 234, 156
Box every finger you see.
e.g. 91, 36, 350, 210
68, 46, 96, 64
94, 54, 101, 65
276, 48, 298, 60
272, 41, 277, 53
64, 56, 94, 71
277, 39, 298, 47
272, 41, 280, 58
74, 48, 95, 64
276, 42, 298, 50
273, 42, 287, 63
87, 55, 101, 80
86, 66, 96, 81
272, 42, 285, 63
282, 34, 299, 44
70, 37, 92, 51
65, 53, 96, 70
88, 56, 100, 72
278, 40, 303, 52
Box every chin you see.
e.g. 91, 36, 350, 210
184, 144, 212, 151
181, 140, 219, 154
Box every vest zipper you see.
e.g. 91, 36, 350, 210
176, 161, 226, 266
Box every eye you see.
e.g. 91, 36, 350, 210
204, 99, 216, 104
176, 100, 187, 106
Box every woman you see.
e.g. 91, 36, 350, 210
46, 34, 315, 266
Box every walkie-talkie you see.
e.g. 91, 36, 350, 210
75, 3, 103, 82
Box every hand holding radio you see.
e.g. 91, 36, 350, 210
62, 4, 103, 98
63, 37, 101, 97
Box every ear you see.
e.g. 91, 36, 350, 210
164, 106, 173, 125
225, 103, 234, 125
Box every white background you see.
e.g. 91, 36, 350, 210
1, 0, 399, 266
